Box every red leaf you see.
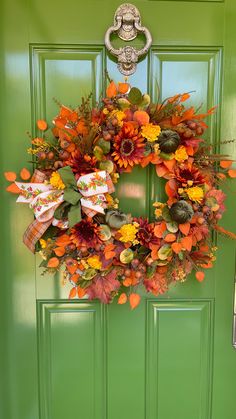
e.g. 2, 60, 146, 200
86, 270, 120, 304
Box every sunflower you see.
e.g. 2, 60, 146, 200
175, 164, 206, 187
112, 121, 145, 170
70, 219, 101, 248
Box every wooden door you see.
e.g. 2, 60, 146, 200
1, 1, 236, 418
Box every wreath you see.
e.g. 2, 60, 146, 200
5, 79, 236, 308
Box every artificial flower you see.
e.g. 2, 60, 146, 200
141, 123, 161, 142
49, 172, 65, 190
174, 145, 188, 162
112, 121, 145, 170
71, 219, 101, 248
87, 255, 102, 270
117, 223, 139, 243
186, 186, 204, 203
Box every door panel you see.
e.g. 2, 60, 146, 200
1, 1, 236, 419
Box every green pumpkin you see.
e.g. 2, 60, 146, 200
158, 129, 180, 153
105, 210, 129, 229
169, 200, 194, 224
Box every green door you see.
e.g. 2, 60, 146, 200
1, 1, 236, 418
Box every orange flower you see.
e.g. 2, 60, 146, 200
112, 122, 145, 171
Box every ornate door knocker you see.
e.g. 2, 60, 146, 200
105, 3, 152, 76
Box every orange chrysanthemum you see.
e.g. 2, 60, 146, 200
112, 121, 145, 171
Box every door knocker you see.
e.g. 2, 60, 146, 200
104, 3, 152, 76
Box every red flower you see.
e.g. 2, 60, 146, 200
135, 218, 160, 249
67, 150, 97, 178
70, 219, 100, 248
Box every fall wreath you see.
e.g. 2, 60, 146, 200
5, 79, 236, 308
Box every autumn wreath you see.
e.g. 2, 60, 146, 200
5, 79, 236, 308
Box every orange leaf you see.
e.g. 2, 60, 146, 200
70, 274, 79, 283
228, 169, 236, 178
20, 167, 31, 180
105, 251, 116, 260
37, 119, 48, 131
165, 179, 177, 198
180, 93, 190, 102
77, 286, 86, 298
69, 287, 77, 299
181, 236, 193, 251
118, 293, 128, 305
4, 171, 16, 182
171, 242, 182, 254
220, 160, 233, 169
154, 222, 167, 238
6, 183, 20, 194
123, 277, 132, 287
54, 246, 66, 257
106, 81, 117, 98
47, 257, 59, 268
56, 234, 71, 246
129, 293, 141, 310
164, 233, 176, 243
118, 82, 130, 94
155, 164, 169, 178
163, 159, 176, 171
195, 271, 205, 282
179, 222, 190, 236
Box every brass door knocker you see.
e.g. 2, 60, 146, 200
105, 3, 152, 76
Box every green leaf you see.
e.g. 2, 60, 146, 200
166, 221, 179, 233
64, 187, 81, 205
97, 138, 111, 154
54, 202, 70, 220
58, 166, 77, 188
146, 261, 158, 278
68, 204, 81, 227
99, 160, 114, 174
93, 145, 104, 160
159, 152, 175, 160
162, 206, 172, 222
128, 87, 143, 105
158, 244, 172, 260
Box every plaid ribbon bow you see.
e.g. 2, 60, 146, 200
16, 169, 114, 253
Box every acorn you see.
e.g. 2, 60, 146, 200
158, 129, 180, 153
105, 210, 129, 229
169, 200, 194, 224
54, 160, 63, 169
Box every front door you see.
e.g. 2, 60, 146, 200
1, 1, 236, 418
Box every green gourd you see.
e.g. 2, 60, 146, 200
158, 129, 180, 153
169, 200, 194, 224
105, 210, 129, 229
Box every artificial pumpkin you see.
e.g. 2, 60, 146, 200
158, 129, 180, 153
169, 200, 194, 224
105, 210, 130, 229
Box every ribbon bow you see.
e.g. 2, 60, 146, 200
16, 167, 114, 253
